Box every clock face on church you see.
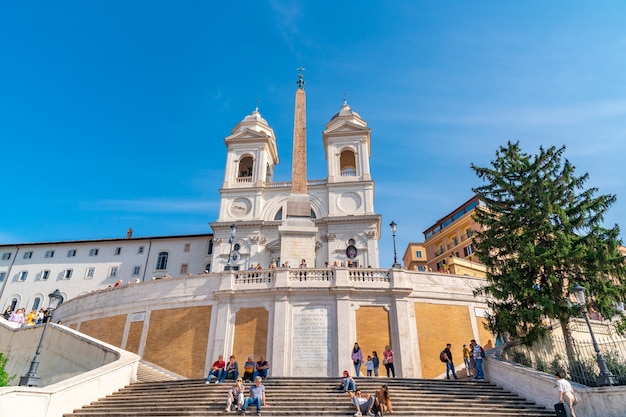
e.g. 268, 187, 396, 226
230, 198, 251, 217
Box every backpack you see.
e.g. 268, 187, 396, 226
480, 346, 485, 358
439, 351, 448, 362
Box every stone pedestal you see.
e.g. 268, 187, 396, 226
278, 196, 318, 267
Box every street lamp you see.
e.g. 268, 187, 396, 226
571, 282, 617, 386
225, 223, 237, 271
19, 289, 64, 387
389, 221, 401, 269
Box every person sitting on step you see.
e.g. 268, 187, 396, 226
373, 384, 393, 416
252, 355, 269, 379
340, 370, 356, 392
225, 377, 245, 413
205, 354, 226, 384
349, 389, 375, 416
243, 355, 256, 382
219, 355, 239, 383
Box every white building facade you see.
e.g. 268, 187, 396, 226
0, 233, 215, 312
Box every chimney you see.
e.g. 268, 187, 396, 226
126, 228, 133, 239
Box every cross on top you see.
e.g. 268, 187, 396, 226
296, 67, 305, 89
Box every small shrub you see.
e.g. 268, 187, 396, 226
548, 354, 565, 376
512, 350, 533, 368
603, 350, 626, 385
535, 356, 548, 373
0, 352, 15, 387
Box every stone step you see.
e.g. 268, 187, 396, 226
62, 377, 554, 417
136, 361, 183, 382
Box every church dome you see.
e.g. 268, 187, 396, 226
329, 100, 367, 126
242, 108, 268, 124
233, 107, 272, 134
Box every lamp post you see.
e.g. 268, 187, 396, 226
571, 282, 617, 386
19, 289, 64, 387
389, 221, 401, 269
225, 223, 237, 271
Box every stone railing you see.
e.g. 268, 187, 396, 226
234, 270, 275, 284
289, 269, 335, 282
348, 269, 390, 282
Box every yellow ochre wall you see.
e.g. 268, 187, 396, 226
143, 306, 212, 378
232, 307, 269, 363
354, 306, 391, 375
79, 314, 126, 348
414, 303, 479, 378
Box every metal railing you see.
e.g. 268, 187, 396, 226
503, 327, 626, 386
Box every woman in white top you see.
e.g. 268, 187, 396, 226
556, 371, 577, 417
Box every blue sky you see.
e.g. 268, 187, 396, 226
1, 1, 625, 267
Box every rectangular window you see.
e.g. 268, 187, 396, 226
114, 247, 122, 255
207, 239, 213, 255
1, 252, 11, 261
109, 266, 118, 277
417, 265, 426, 271
415, 250, 423, 259
184, 244, 190, 252
85, 267, 95, 279
138, 246, 144, 254
180, 264, 188, 274
41, 270, 50, 280
19, 271, 28, 281
45, 250, 55, 258
23, 251, 33, 259
463, 245, 474, 256
132, 266, 141, 276
89, 248, 99, 256
64, 269, 73, 279
67, 249, 77, 257
0, 271, 6, 281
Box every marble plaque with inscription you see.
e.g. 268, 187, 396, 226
291, 306, 331, 376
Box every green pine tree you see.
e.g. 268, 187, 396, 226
470, 141, 626, 350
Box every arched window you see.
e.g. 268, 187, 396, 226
340, 149, 357, 176
274, 208, 283, 220
156, 252, 168, 270
33, 297, 41, 311
10, 298, 18, 310
238, 156, 254, 178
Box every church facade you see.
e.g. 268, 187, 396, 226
211, 96, 381, 271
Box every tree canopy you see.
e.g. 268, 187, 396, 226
471, 141, 626, 346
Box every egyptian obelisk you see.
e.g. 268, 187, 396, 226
279, 68, 318, 267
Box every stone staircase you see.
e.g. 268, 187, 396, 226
62, 377, 555, 417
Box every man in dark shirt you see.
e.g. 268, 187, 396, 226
443, 343, 458, 380
253, 355, 270, 379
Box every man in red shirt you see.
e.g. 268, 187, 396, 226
206, 354, 226, 384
